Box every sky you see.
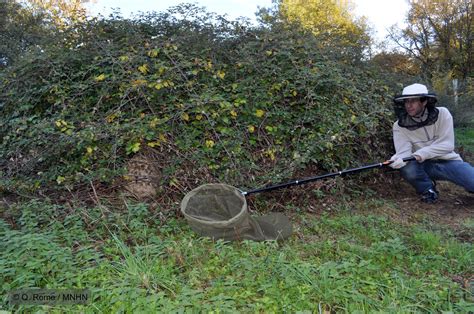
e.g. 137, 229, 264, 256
85, 0, 410, 42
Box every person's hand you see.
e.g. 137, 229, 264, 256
389, 157, 407, 169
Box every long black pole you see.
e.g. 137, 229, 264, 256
242, 156, 416, 196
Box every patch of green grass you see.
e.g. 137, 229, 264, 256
455, 127, 474, 153
1, 199, 473, 312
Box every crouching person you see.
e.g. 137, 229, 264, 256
389, 83, 474, 203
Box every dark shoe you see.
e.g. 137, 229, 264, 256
432, 180, 438, 193
421, 188, 439, 204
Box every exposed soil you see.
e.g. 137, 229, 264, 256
381, 169, 472, 207
374, 176, 473, 237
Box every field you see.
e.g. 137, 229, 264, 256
1, 149, 473, 312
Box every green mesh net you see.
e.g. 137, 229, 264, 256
181, 183, 292, 241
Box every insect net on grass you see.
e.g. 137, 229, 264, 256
181, 183, 292, 241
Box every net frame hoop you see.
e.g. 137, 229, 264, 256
180, 183, 248, 228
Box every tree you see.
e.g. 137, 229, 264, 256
0, 0, 91, 68
277, 0, 371, 60
0, 0, 49, 67
370, 51, 420, 76
18, 0, 90, 28
389, 0, 474, 82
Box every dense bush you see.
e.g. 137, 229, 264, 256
0, 4, 401, 198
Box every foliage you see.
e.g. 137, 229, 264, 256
19, 0, 90, 27
277, 0, 371, 60
370, 51, 421, 76
388, 0, 473, 83
0, 0, 91, 68
1, 198, 473, 312
0, 0, 49, 68
0, 4, 398, 198
455, 127, 474, 154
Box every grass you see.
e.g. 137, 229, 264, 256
455, 127, 474, 153
0, 198, 473, 312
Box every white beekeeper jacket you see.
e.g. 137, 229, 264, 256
392, 107, 462, 162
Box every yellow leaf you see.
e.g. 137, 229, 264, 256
119, 55, 129, 62
292, 90, 298, 96
130, 142, 141, 153
163, 80, 174, 87
181, 113, 190, 121
269, 152, 276, 161
138, 64, 149, 74
265, 149, 276, 161
230, 110, 237, 117
150, 117, 159, 128
204, 61, 213, 71
147, 49, 159, 57
147, 141, 160, 147
131, 79, 147, 87
86, 147, 93, 154
265, 125, 274, 132
159, 66, 167, 74
106, 114, 116, 123
56, 176, 65, 184
95, 74, 106, 82
140, 113, 146, 118
255, 109, 265, 118
205, 140, 215, 148
247, 125, 255, 133
217, 70, 225, 79
266, 50, 273, 56
208, 164, 220, 170
147, 133, 167, 147
55, 119, 68, 128
195, 114, 203, 121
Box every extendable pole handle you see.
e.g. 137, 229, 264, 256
242, 156, 417, 196
382, 156, 416, 166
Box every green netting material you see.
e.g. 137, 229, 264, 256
181, 183, 292, 241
